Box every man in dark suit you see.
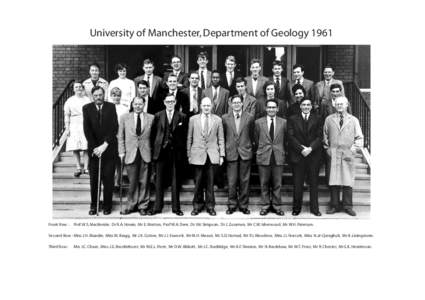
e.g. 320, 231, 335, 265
196, 51, 211, 90
221, 55, 241, 96
287, 98, 323, 217
314, 65, 345, 108
269, 60, 290, 104
118, 97, 155, 215
187, 97, 225, 216
134, 59, 163, 104
162, 55, 189, 90
83, 86, 118, 215
245, 58, 268, 103
163, 74, 190, 114
182, 71, 205, 118
222, 95, 255, 214
151, 93, 188, 216
288, 64, 314, 105
320, 83, 351, 120
204, 71, 229, 117
136, 80, 159, 115
254, 99, 286, 216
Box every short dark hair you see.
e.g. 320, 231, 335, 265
230, 94, 242, 103
114, 63, 128, 73
250, 58, 261, 66
164, 92, 176, 100
263, 80, 276, 95
291, 83, 306, 95
235, 77, 246, 86
265, 98, 278, 107
330, 83, 342, 91
292, 64, 304, 71
272, 60, 282, 68
129, 97, 145, 112
323, 65, 334, 71
137, 80, 149, 88
167, 74, 178, 81
89, 62, 100, 70
225, 55, 236, 63
211, 70, 220, 76
91, 86, 105, 95
143, 58, 154, 66
299, 98, 312, 105
197, 51, 208, 60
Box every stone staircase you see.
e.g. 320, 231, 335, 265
53, 151, 370, 211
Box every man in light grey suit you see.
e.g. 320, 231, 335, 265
228, 77, 257, 117
204, 70, 229, 117
118, 97, 154, 215
314, 65, 344, 109
187, 97, 225, 216
254, 98, 287, 216
222, 95, 255, 215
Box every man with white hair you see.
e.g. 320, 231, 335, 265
323, 96, 363, 216
187, 97, 225, 216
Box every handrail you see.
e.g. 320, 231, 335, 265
344, 81, 371, 151
52, 80, 75, 149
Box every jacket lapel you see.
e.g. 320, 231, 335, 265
262, 118, 271, 141
171, 111, 179, 131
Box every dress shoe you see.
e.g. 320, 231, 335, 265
207, 209, 216, 216
88, 209, 96, 216
103, 209, 111, 215
74, 169, 82, 178
259, 209, 269, 216
83, 169, 89, 175
191, 210, 199, 216
326, 207, 337, 214
275, 210, 285, 216
226, 208, 236, 215
139, 210, 147, 216
174, 210, 184, 216
311, 211, 322, 217
239, 208, 250, 215
344, 208, 357, 216
292, 211, 300, 216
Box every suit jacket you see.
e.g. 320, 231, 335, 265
163, 71, 189, 90
287, 112, 323, 164
269, 76, 290, 102
197, 69, 211, 89
221, 71, 241, 96
118, 112, 154, 164
288, 78, 314, 104
134, 74, 163, 102
313, 79, 344, 106
245, 75, 268, 101
141, 95, 160, 115
204, 86, 229, 117
159, 89, 190, 115
83, 102, 118, 160
254, 116, 287, 166
222, 111, 255, 161
151, 110, 188, 161
187, 114, 225, 165
228, 94, 257, 117
320, 98, 352, 120
255, 98, 287, 120
182, 86, 205, 114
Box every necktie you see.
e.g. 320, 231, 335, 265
275, 77, 280, 96
213, 88, 218, 102
136, 112, 141, 135
339, 113, 344, 128
201, 71, 205, 89
97, 105, 102, 126
203, 114, 209, 135
192, 89, 198, 113
269, 118, 274, 141
147, 75, 152, 96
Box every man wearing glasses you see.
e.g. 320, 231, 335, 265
163, 55, 189, 90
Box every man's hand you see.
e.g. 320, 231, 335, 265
301, 146, 312, 157
219, 157, 224, 166
93, 142, 109, 157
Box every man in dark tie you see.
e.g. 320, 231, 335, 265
83, 86, 118, 215
222, 95, 255, 214
182, 71, 205, 118
134, 59, 163, 105
151, 93, 188, 216
269, 60, 290, 104
228, 77, 256, 117
136, 80, 159, 115
254, 99, 287, 216
287, 98, 323, 216
314, 65, 345, 109
163, 74, 189, 114
196, 51, 211, 90
162, 55, 189, 90
221, 55, 240, 96
288, 64, 314, 105
118, 97, 155, 215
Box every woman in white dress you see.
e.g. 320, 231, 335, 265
107, 63, 135, 110
64, 82, 91, 177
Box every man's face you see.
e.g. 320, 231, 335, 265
331, 88, 342, 100
300, 100, 312, 114
200, 98, 212, 114
167, 76, 178, 91
143, 63, 154, 75
111, 94, 121, 104
93, 89, 105, 105
294, 89, 305, 102
272, 65, 282, 77
231, 97, 243, 113
293, 67, 304, 80
225, 60, 236, 72
266, 101, 278, 118
133, 98, 145, 113
163, 95, 176, 112
171, 57, 182, 72
89, 66, 100, 80
211, 72, 220, 87
250, 62, 261, 77
323, 67, 334, 81
335, 98, 348, 113
117, 68, 127, 79
138, 84, 149, 97
265, 84, 275, 98
236, 82, 246, 95
189, 73, 199, 87
197, 56, 208, 69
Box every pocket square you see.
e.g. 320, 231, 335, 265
178, 122, 182, 126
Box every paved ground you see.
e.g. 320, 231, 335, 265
53, 204, 370, 219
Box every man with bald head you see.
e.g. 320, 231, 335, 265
187, 97, 225, 216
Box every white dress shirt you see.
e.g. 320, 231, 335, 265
267, 116, 276, 131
